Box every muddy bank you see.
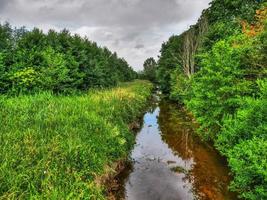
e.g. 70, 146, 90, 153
104, 99, 150, 200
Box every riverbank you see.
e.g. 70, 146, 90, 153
0, 80, 153, 199
155, 2, 267, 199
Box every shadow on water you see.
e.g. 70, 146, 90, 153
114, 95, 237, 200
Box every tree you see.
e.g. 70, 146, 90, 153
157, 35, 184, 93
187, 37, 255, 140
143, 57, 157, 82
0, 22, 137, 94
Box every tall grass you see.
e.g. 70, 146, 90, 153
0, 80, 153, 199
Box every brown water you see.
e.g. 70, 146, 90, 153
115, 96, 236, 200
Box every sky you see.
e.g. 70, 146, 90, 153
0, 0, 211, 71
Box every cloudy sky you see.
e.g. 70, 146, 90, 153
0, 0, 211, 71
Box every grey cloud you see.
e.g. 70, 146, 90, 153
135, 44, 144, 49
0, 0, 14, 11
0, 0, 211, 70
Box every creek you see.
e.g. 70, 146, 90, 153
115, 95, 236, 200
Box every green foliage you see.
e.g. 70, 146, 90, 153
214, 80, 267, 199
216, 89, 267, 155
228, 138, 267, 200
201, 20, 242, 50
157, 35, 183, 93
207, 0, 263, 23
187, 37, 255, 139
39, 47, 70, 92
258, 78, 267, 97
0, 22, 12, 53
155, 1, 267, 199
0, 53, 7, 93
0, 23, 137, 95
169, 69, 191, 102
0, 80, 153, 199
141, 57, 157, 82
9, 67, 39, 93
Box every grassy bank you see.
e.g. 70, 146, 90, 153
0, 80, 153, 199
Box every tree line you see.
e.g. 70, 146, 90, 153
0, 23, 137, 95
146, 0, 267, 199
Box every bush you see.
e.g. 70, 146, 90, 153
39, 47, 70, 92
214, 79, 267, 199
187, 36, 254, 140
216, 95, 267, 155
169, 69, 191, 102
228, 138, 267, 200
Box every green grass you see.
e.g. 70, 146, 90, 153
0, 80, 153, 200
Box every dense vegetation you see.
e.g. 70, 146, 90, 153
0, 24, 137, 95
0, 80, 153, 199
0, 21, 152, 200
155, 0, 267, 199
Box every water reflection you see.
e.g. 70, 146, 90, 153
158, 101, 236, 200
116, 97, 236, 200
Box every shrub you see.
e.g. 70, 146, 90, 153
39, 47, 70, 92
228, 138, 267, 200
169, 69, 191, 102
186, 36, 254, 140
216, 96, 267, 155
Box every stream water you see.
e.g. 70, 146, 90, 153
115, 95, 236, 200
